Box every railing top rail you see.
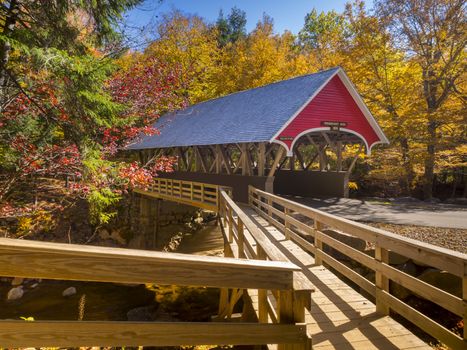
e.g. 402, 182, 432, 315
220, 189, 290, 263
249, 186, 467, 276
0, 237, 299, 290
153, 177, 219, 190
0, 321, 309, 348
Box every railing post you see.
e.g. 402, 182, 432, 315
228, 206, 234, 243
462, 261, 466, 342
375, 245, 390, 315
278, 289, 311, 350
284, 208, 290, 239
278, 290, 294, 350
201, 183, 205, 203
314, 220, 323, 265
257, 245, 268, 323
238, 219, 245, 258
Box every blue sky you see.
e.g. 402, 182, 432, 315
124, 0, 370, 35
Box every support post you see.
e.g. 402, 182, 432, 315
268, 147, 284, 177
284, 208, 291, 239
257, 245, 268, 323
375, 246, 390, 315
238, 219, 245, 258
278, 290, 294, 350
463, 261, 466, 341
228, 207, 234, 243
337, 140, 343, 172
318, 144, 326, 171
258, 143, 266, 176
314, 220, 323, 265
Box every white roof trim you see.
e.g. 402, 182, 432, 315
336, 69, 389, 144
272, 127, 379, 156
269, 67, 389, 147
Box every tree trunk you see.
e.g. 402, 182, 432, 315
0, 0, 19, 112
422, 65, 439, 201
463, 169, 467, 198
423, 118, 436, 200
400, 137, 414, 195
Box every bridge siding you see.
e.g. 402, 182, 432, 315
276, 74, 380, 151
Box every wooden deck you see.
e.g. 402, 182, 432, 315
130, 181, 466, 349
242, 206, 431, 349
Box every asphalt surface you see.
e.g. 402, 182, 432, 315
286, 197, 467, 229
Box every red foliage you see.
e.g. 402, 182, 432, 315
109, 57, 187, 122
1, 56, 186, 203
118, 156, 176, 191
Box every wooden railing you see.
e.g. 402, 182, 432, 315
134, 178, 223, 211
0, 237, 310, 348
249, 186, 467, 350
218, 189, 314, 347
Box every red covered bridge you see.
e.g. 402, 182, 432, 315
127, 67, 389, 201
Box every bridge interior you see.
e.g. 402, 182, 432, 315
138, 129, 365, 201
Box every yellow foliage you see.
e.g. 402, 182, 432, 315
16, 216, 33, 237
16, 210, 56, 237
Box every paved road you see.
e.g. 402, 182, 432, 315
287, 197, 467, 229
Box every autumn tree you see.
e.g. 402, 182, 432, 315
215, 14, 309, 95
216, 7, 247, 47
144, 11, 221, 103
375, 0, 466, 199
342, 1, 422, 194
0, 0, 186, 223
298, 8, 349, 70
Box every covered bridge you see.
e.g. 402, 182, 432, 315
127, 67, 388, 201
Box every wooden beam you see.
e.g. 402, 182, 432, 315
0, 238, 298, 290
289, 153, 296, 170
232, 146, 243, 174
186, 147, 195, 171
0, 321, 308, 348
208, 147, 217, 173
321, 132, 337, 152
337, 140, 343, 171
241, 144, 249, 176
176, 147, 187, 171
258, 143, 266, 176
218, 144, 232, 175
246, 144, 255, 174
278, 154, 288, 171
268, 147, 284, 177
294, 147, 306, 170
194, 146, 207, 172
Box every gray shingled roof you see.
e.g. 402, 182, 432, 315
127, 67, 340, 150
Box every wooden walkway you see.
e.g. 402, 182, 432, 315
4, 179, 465, 349
132, 180, 466, 349
243, 206, 431, 349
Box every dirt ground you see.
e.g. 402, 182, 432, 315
363, 221, 467, 254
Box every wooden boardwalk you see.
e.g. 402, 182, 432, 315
131, 181, 466, 349
4, 179, 465, 348
243, 206, 431, 350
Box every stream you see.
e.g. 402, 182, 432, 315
0, 223, 225, 323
